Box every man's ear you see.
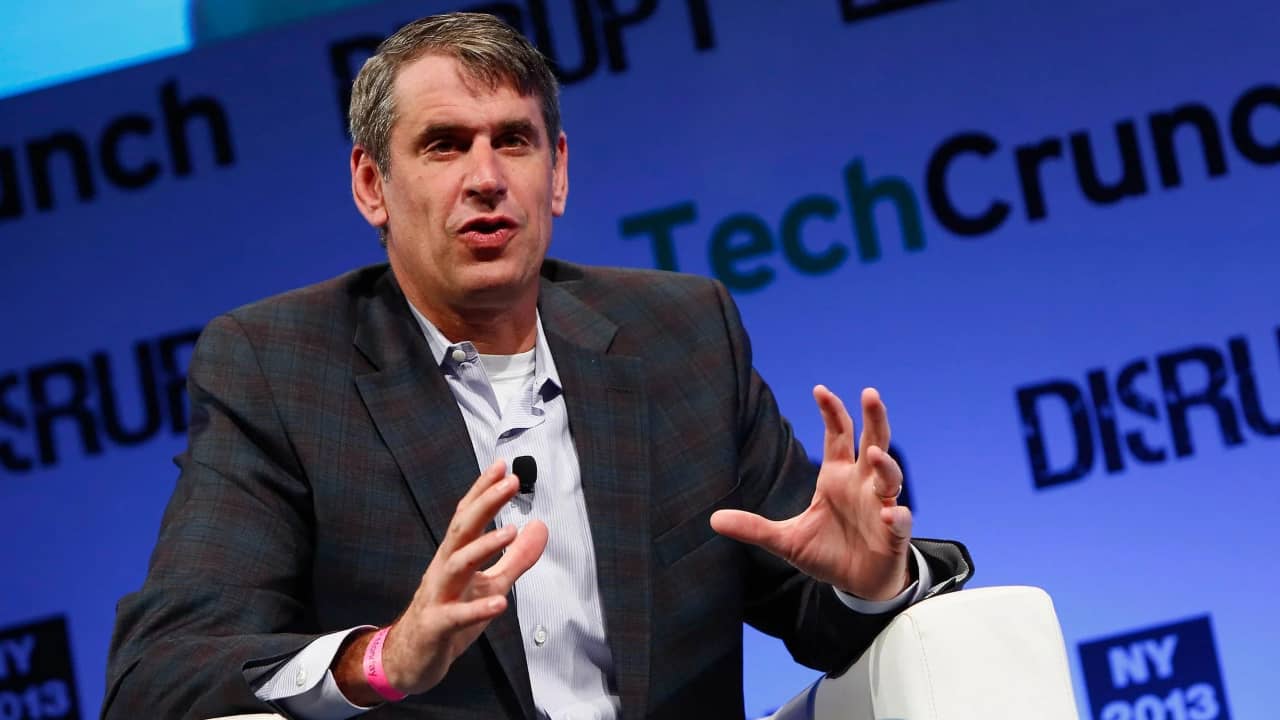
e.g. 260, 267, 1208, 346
551, 132, 569, 217
351, 146, 389, 229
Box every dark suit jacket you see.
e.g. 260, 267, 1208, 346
103, 261, 972, 719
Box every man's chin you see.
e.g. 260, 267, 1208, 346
454, 269, 537, 307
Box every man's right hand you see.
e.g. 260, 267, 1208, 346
333, 459, 548, 704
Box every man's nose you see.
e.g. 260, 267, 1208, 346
464, 142, 507, 204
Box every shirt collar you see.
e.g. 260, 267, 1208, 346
405, 300, 563, 396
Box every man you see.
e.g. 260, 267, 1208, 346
103, 12, 971, 720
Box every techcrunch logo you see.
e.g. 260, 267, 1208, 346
620, 82, 1280, 292
0, 80, 235, 223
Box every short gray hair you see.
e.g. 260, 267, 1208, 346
348, 12, 562, 177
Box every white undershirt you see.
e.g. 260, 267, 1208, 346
480, 348, 536, 414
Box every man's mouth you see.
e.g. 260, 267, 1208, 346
458, 216, 517, 247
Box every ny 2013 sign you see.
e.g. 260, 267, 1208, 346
0, 616, 80, 720
1079, 615, 1230, 720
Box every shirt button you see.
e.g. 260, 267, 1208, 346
295, 668, 307, 687
451, 348, 467, 363
533, 625, 548, 647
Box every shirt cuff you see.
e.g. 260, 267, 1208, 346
831, 544, 933, 614
250, 626, 379, 720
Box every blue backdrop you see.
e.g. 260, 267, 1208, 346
1, 1, 1276, 717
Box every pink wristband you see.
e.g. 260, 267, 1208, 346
362, 626, 408, 702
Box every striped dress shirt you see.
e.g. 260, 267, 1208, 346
413, 308, 621, 719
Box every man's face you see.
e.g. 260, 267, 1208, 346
356, 54, 568, 315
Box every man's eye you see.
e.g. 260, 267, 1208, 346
428, 141, 457, 153
498, 134, 530, 148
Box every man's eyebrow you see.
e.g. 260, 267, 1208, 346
494, 119, 540, 142
416, 123, 468, 142
415, 119, 540, 144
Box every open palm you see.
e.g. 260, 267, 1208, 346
711, 386, 912, 601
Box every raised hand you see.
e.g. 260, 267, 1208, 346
710, 386, 912, 601
335, 459, 547, 702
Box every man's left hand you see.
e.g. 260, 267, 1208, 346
710, 386, 912, 601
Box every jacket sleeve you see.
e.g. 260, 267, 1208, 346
710, 280, 974, 674
102, 314, 322, 720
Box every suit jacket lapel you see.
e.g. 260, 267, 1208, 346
541, 281, 652, 720
352, 271, 537, 719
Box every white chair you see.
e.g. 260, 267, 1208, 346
768, 586, 1080, 719
211, 586, 1079, 720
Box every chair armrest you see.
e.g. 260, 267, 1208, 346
771, 586, 1080, 720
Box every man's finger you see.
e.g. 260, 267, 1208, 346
858, 388, 890, 460
453, 459, 507, 517
439, 525, 518, 597
813, 385, 856, 463
442, 594, 509, 632
442, 473, 519, 554
485, 520, 548, 591
880, 505, 913, 549
866, 445, 904, 506
709, 509, 788, 558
